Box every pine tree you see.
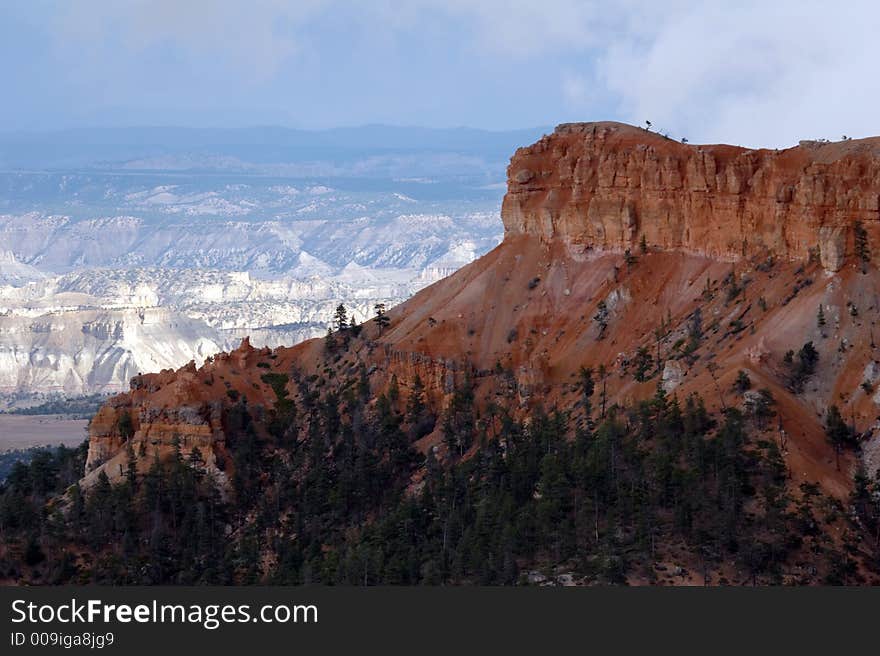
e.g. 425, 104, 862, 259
325, 326, 336, 350
374, 303, 390, 333
189, 446, 205, 470
733, 370, 751, 393
598, 364, 609, 418
855, 220, 870, 273
825, 405, 850, 471
349, 315, 361, 336
334, 304, 349, 332
578, 366, 595, 422
125, 440, 137, 487
790, 341, 819, 393
406, 374, 427, 426
593, 301, 609, 340
117, 412, 135, 441
357, 363, 370, 401
633, 347, 653, 382
442, 375, 475, 457
686, 307, 703, 353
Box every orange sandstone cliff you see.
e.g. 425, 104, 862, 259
84, 122, 880, 500
503, 122, 880, 271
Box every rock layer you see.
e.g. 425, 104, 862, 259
502, 122, 880, 271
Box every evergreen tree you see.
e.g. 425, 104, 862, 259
2, 354, 876, 586
578, 366, 595, 423
598, 364, 609, 418
733, 370, 751, 393
334, 304, 349, 332
633, 347, 653, 382
593, 301, 609, 340
686, 307, 703, 353
325, 326, 336, 350
374, 303, 390, 333
825, 405, 851, 471
405, 374, 431, 439
125, 441, 137, 487
442, 375, 476, 458
117, 412, 135, 442
745, 388, 776, 430
388, 374, 400, 403
855, 220, 870, 273
790, 341, 819, 393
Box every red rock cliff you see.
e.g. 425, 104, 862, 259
502, 122, 880, 271
83, 122, 880, 499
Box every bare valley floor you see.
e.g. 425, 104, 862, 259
0, 415, 88, 452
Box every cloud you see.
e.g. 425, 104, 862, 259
594, 1, 880, 147
11, 0, 880, 140
55, 0, 327, 80
561, 71, 592, 110
53, 0, 608, 69
430, 0, 603, 57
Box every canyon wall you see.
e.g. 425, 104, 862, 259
502, 122, 880, 271
84, 122, 880, 492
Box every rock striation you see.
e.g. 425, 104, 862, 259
502, 122, 880, 271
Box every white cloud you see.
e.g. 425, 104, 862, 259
433, 0, 603, 57
38, 0, 880, 144
56, 0, 327, 80
594, 1, 880, 147
562, 71, 592, 110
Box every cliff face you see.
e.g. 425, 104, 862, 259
68, 122, 880, 586
502, 122, 880, 271
83, 122, 880, 501
83, 339, 273, 484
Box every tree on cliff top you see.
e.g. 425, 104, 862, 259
334, 304, 349, 332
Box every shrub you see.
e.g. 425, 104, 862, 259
733, 370, 751, 393
789, 342, 819, 393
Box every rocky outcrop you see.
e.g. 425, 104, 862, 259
83, 122, 880, 500
502, 122, 880, 272
83, 340, 275, 479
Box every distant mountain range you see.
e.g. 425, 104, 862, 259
0, 124, 550, 176
0, 125, 540, 399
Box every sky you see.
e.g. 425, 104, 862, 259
3, 0, 879, 147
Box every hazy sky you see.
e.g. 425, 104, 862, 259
3, 1, 879, 147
